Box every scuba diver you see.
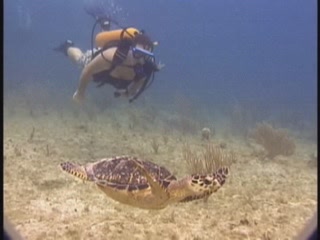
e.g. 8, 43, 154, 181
54, 12, 164, 104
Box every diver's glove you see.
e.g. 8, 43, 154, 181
53, 40, 74, 56
144, 59, 165, 73
155, 61, 165, 71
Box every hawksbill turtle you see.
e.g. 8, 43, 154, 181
60, 155, 229, 210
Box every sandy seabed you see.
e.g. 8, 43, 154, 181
3, 102, 317, 240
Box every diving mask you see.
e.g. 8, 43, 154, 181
132, 47, 154, 60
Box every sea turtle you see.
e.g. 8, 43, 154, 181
60, 155, 229, 210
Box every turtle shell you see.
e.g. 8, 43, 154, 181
91, 156, 177, 192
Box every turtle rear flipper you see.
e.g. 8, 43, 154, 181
60, 162, 90, 181
131, 159, 169, 201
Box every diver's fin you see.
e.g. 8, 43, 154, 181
53, 40, 74, 56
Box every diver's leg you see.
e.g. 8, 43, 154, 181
53, 40, 86, 68
67, 47, 86, 66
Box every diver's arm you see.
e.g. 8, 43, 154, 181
73, 50, 113, 103
155, 61, 165, 71
73, 65, 93, 103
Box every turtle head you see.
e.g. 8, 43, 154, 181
211, 166, 229, 187
60, 162, 95, 181
178, 166, 230, 203
190, 166, 229, 193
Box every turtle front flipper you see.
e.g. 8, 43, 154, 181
60, 162, 91, 181
131, 158, 169, 201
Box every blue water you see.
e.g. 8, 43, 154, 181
4, 0, 317, 130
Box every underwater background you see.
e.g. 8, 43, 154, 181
4, 0, 317, 239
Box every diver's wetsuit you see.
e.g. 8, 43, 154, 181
91, 47, 157, 90
75, 47, 133, 90
92, 69, 131, 89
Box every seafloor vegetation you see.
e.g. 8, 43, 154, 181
4, 88, 317, 240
